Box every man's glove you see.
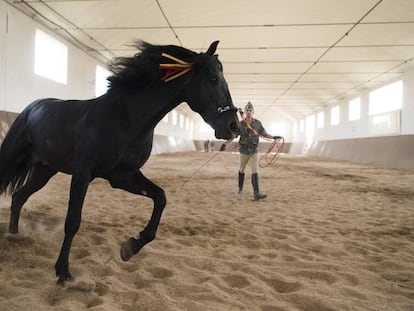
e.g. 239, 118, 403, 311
220, 144, 226, 151
273, 136, 282, 140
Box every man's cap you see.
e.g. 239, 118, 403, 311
245, 102, 254, 110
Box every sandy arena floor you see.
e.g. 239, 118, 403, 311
1, 152, 413, 311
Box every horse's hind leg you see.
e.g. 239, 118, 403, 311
108, 170, 166, 261
9, 165, 57, 233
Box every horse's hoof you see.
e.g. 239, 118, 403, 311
120, 238, 136, 262
8, 226, 18, 234
56, 273, 73, 286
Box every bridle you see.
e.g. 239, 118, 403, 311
212, 105, 239, 127
218, 106, 239, 114
159, 52, 239, 124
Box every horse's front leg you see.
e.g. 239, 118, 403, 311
108, 170, 166, 261
55, 168, 91, 285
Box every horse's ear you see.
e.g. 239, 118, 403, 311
206, 41, 219, 55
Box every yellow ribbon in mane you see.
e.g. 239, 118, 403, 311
159, 53, 192, 82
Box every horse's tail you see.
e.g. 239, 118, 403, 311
0, 107, 33, 195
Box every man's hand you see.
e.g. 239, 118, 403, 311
273, 136, 282, 140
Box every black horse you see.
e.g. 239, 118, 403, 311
0, 41, 240, 285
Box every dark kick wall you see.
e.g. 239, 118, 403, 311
0, 111, 196, 155
194, 140, 302, 155
196, 137, 414, 171
0, 111, 412, 170
307, 136, 414, 171
0, 111, 18, 143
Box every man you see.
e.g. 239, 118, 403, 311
220, 102, 281, 201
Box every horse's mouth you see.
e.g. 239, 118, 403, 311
215, 126, 240, 140
230, 120, 241, 135
212, 116, 240, 140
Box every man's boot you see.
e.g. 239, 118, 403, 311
251, 173, 267, 201
237, 172, 245, 194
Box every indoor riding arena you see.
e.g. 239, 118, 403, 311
0, 1, 413, 311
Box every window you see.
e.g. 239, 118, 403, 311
299, 119, 305, 132
369, 80, 402, 116
34, 29, 68, 84
305, 115, 315, 135
95, 65, 110, 97
368, 111, 400, 136
168, 136, 177, 148
179, 114, 184, 128
330, 106, 340, 125
269, 122, 286, 136
349, 97, 361, 121
317, 112, 324, 128
172, 110, 177, 126
305, 114, 315, 145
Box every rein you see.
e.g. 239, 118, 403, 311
159, 53, 192, 82
259, 137, 285, 168
181, 152, 220, 189
159, 51, 238, 186
181, 106, 238, 188
238, 109, 285, 168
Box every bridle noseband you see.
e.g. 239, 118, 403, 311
217, 106, 238, 114
213, 105, 239, 125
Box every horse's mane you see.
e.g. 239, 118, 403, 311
107, 41, 197, 89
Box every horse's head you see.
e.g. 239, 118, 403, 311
185, 41, 240, 140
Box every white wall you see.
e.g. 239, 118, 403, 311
402, 70, 414, 134
192, 114, 215, 141
2, 2, 412, 146
1, 5, 98, 113
0, 3, 196, 143
0, 1, 8, 111
155, 109, 194, 140
305, 70, 414, 144
0, 3, 291, 143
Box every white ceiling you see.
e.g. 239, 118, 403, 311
9, 0, 414, 122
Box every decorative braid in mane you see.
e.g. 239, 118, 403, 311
107, 41, 197, 89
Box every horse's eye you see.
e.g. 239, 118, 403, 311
209, 76, 218, 82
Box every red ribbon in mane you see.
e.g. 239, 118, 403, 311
159, 53, 192, 82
